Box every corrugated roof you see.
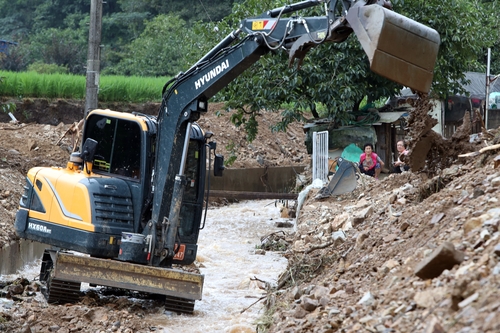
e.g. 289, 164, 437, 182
397, 71, 500, 99
463, 71, 500, 98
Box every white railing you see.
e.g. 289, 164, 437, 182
312, 131, 329, 183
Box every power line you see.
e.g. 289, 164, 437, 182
198, 0, 213, 23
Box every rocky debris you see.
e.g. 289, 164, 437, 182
196, 108, 311, 169
0, 289, 169, 333
406, 100, 477, 175
264, 145, 500, 333
0, 123, 71, 249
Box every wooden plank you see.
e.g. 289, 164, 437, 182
207, 190, 298, 200
479, 143, 500, 153
458, 143, 500, 157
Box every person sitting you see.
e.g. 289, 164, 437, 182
392, 140, 410, 174
359, 143, 384, 179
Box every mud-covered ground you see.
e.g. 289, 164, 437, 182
2, 97, 500, 332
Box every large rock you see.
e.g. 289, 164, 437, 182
414, 242, 465, 279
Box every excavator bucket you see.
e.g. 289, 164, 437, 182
347, 5, 440, 93
316, 158, 358, 199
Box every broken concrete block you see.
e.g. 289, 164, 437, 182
357, 291, 375, 306
301, 296, 319, 312
332, 230, 346, 245
352, 206, 373, 225
414, 242, 465, 279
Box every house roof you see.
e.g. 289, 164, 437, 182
463, 71, 500, 99
0, 39, 18, 45
397, 71, 500, 99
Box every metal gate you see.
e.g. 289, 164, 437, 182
312, 131, 329, 183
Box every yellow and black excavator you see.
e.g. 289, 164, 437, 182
15, 0, 440, 313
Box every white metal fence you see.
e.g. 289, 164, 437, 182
312, 131, 329, 183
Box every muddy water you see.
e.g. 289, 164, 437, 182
148, 200, 290, 333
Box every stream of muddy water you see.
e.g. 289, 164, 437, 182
152, 200, 291, 332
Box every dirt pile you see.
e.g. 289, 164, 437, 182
1, 280, 174, 332
406, 97, 478, 175
2, 98, 310, 169
2, 97, 500, 332
264, 133, 500, 332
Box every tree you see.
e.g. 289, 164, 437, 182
31, 0, 90, 31
0, 0, 37, 38
479, 1, 500, 75
0, 46, 26, 72
104, 14, 195, 77
117, 0, 243, 24
20, 28, 88, 74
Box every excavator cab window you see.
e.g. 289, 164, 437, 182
84, 114, 142, 180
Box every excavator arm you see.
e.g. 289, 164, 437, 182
150, 0, 440, 265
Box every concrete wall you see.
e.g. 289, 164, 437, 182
208, 165, 305, 193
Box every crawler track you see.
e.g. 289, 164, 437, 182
46, 278, 81, 304
164, 295, 196, 314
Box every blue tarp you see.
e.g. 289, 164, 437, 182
341, 143, 363, 164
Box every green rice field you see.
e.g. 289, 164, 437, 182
0, 71, 170, 102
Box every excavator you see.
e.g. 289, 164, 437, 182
15, 0, 440, 313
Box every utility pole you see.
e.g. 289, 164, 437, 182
85, 0, 103, 117
485, 48, 491, 130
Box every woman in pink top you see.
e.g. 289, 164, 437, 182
359, 143, 384, 179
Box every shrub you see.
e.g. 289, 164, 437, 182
27, 62, 68, 74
